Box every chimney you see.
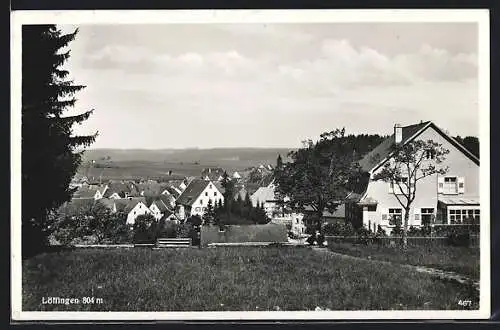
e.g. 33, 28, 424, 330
394, 123, 403, 144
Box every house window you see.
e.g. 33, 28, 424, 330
205, 192, 208, 196
449, 208, 480, 224
388, 208, 402, 226
200, 199, 203, 205
209, 184, 212, 189
421, 208, 434, 226
214, 192, 217, 196
444, 177, 458, 194
390, 177, 408, 194
425, 149, 436, 159
195, 207, 201, 212
367, 205, 376, 212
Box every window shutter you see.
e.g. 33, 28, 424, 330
414, 208, 421, 221
381, 208, 388, 223
437, 176, 445, 193
458, 177, 465, 194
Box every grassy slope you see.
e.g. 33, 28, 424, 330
327, 242, 480, 280
23, 247, 478, 311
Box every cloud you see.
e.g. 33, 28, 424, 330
276, 39, 477, 89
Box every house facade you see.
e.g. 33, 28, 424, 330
250, 183, 278, 218
176, 179, 224, 218
356, 121, 480, 234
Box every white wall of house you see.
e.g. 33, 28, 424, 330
126, 202, 152, 225
188, 182, 224, 217
362, 126, 479, 234
149, 202, 163, 221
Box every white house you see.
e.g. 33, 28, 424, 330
112, 197, 152, 225
149, 199, 170, 221
176, 179, 224, 218
356, 121, 480, 234
73, 184, 108, 200
232, 171, 242, 180
251, 183, 279, 218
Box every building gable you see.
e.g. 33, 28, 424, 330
360, 121, 479, 175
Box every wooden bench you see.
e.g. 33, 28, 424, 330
156, 238, 192, 248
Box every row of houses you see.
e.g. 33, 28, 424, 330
69, 120, 478, 236
239, 121, 480, 236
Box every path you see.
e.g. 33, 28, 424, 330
311, 246, 480, 292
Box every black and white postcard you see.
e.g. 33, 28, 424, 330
10, 9, 491, 321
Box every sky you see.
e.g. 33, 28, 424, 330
59, 23, 480, 149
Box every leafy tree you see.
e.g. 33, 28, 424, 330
275, 128, 363, 233
22, 26, 96, 256
454, 136, 479, 159
372, 139, 449, 248
132, 214, 157, 243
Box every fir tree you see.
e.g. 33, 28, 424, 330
204, 199, 216, 225
221, 171, 235, 222
244, 191, 252, 208
276, 154, 283, 169
22, 25, 96, 257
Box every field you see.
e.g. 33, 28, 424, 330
77, 148, 294, 181
327, 242, 480, 280
22, 246, 478, 311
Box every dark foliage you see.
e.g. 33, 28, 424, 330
454, 136, 479, 158
275, 129, 375, 234
22, 25, 96, 257
132, 214, 157, 244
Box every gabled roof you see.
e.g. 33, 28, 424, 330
136, 182, 163, 197
114, 197, 147, 213
176, 179, 210, 206
358, 121, 430, 173
251, 186, 276, 205
151, 199, 169, 212
64, 198, 96, 211
160, 209, 176, 221
158, 193, 175, 206
357, 121, 480, 173
103, 182, 136, 198
162, 186, 181, 198
73, 185, 103, 199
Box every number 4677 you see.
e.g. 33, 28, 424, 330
458, 300, 472, 307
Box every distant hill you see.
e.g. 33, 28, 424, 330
81, 148, 295, 165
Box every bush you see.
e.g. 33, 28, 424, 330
447, 227, 471, 247
316, 232, 325, 246
132, 214, 157, 244
161, 221, 179, 238
355, 227, 374, 245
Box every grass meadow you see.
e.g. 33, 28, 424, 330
22, 246, 479, 311
326, 242, 480, 280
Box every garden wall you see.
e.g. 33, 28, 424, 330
201, 224, 287, 247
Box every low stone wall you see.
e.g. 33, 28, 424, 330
201, 223, 288, 247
